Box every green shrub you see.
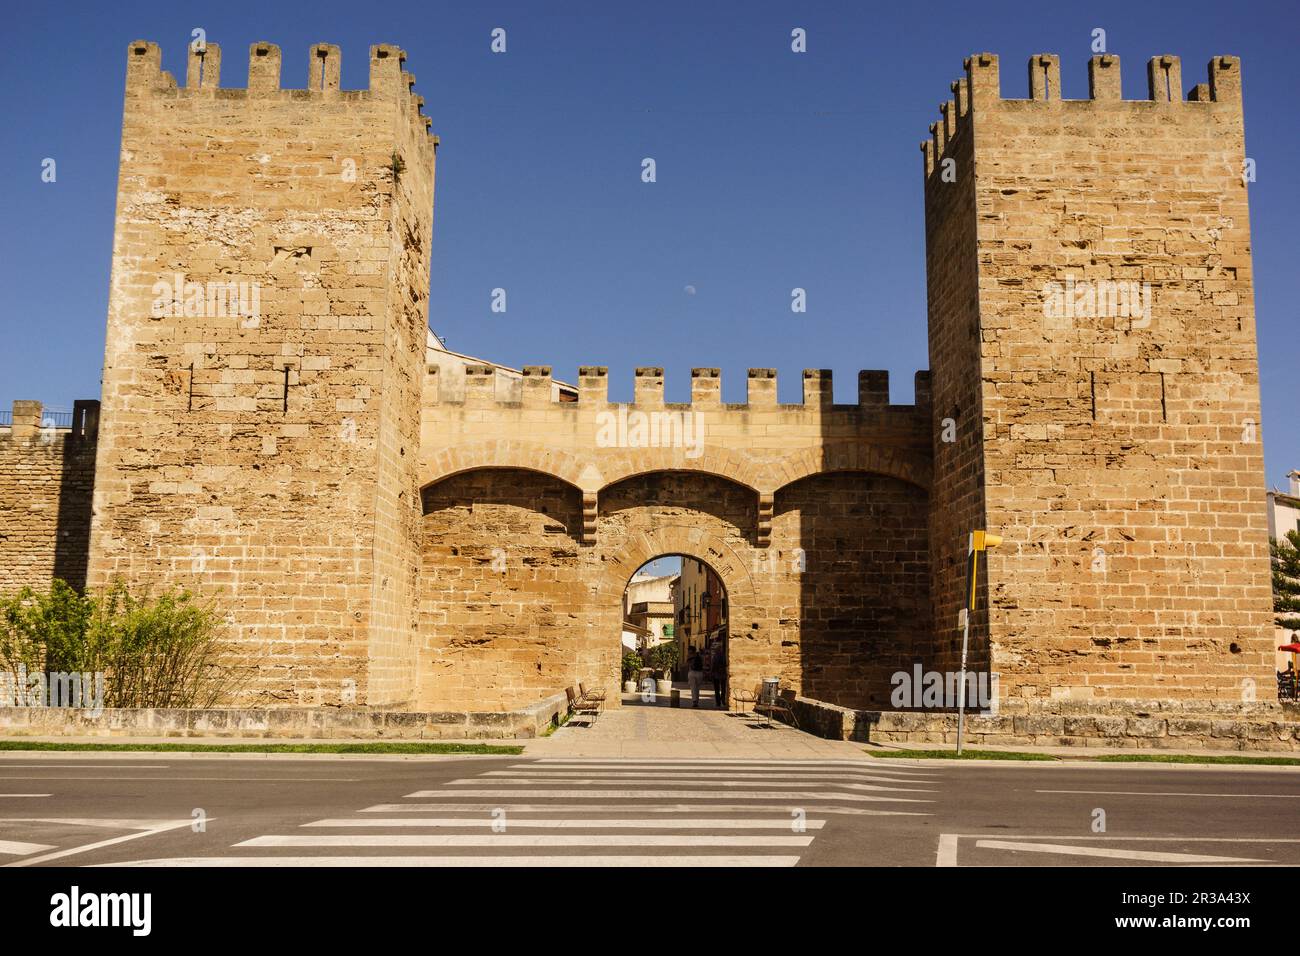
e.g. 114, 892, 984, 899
621, 652, 643, 683
0, 579, 90, 676
648, 641, 678, 676
0, 579, 250, 709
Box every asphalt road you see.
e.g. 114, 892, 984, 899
1, 754, 1298, 867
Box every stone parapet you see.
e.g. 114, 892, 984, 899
786, 695, 1300, 752
0, 691, 568, 740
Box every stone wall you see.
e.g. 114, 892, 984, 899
0, 401, 99, 593
790, 693, 1300, 752
87, 41, 436, 708
777, 472, 931, 709
417, 460, 933, 712
416, 364, 934, 708
922, 79, 988, 679
922, 53, 1272, 704
877, 699, 1300, 752
419, 469, 587, 711
0, 691, 568, 740
419, 365, 934, 502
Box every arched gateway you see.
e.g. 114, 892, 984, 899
415, 364, 936, 714
55, 41, 1273, 737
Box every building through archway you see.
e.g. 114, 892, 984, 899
621, 555, 730, 708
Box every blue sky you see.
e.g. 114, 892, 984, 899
1, 0, 1296, 486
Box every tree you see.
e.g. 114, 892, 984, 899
1271, 530, 1300, 633
647, 641, 678, 677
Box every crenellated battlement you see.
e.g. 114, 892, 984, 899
423, 364, 933, 415
419, 364, 935, 500
419, 361, 936, 512
921, 53, 1243, 178
125, 40, 436, 140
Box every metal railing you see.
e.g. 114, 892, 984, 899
0, 409, 75, 428
40, 411, 74, 428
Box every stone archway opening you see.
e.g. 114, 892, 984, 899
619, 553, 730, 711
414, 461, 930, 724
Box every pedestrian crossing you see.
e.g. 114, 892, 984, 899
103, 758, 937, 867
0, 839, 56, 856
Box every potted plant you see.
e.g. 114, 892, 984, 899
621, 652, 642, 694
650, 643, 676, 696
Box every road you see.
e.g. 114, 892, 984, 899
1, 754, 1298, 867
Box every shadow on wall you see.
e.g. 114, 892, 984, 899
53, 400, 100, 591
794, 374, 935, 711
418, 467, 585, 711
787, 468, 933, 710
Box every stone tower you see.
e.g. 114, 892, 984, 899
923, 53, 1273, 705
88, 41, 437, 706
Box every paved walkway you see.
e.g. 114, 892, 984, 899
524, 687, 866, 758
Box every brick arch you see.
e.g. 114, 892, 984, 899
766, 441, 932, 495
594, 448, 764, 496
593, 522, 770, 709
594, 523, 757, 606
419, 441, 592, 494
422, 441, 770, 497
422, 438, 931, 511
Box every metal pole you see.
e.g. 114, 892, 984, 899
956, 529, 998, 756
956, 608, 969, 756
957, 533, 978, 757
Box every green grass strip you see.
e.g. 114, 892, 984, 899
866, 748, 1058, 761
867, 748, 1300, 766
0, 741, 523, 755
540, 711, 573, 737
1090, 752, 1300, 766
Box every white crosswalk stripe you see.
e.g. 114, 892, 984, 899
527, 764, 904, 770
100, 758, 935, 867
0, 840, 56, 856
972, 840, 1267, 864
405, 789, 927, 802
519, 762, 933, 773
104, 855, 804, 868
304, 817, 829, 829
237, 834, 816, 848
443, 779, 933, 792
360, 803, 925, 815
479, 771, 928, 784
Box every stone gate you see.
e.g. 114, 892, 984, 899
416, 364, 933, 710
0, 41, 1283, 746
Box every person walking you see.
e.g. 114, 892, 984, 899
710, 640, 727, 709
687, 650, 705, 707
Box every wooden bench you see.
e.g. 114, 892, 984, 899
565, 685, 600, 725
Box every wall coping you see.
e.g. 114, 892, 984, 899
0, 692, 571, 740
785, 694, 1300, 749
